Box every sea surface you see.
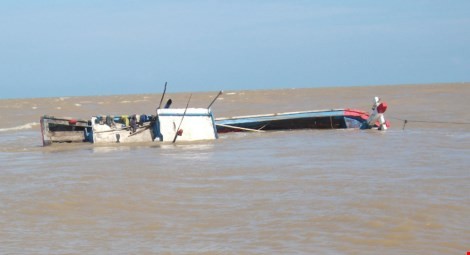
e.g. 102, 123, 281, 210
1, 83, 469, 254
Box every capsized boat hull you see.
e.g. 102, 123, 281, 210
215, 109, 370, 133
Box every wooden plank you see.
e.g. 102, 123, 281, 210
216, 123, 265, 132
50, 131, 84, 137
49, 131, 84, 142
44, 118, 90, 128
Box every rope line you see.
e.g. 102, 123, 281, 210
388, 116, 470, 125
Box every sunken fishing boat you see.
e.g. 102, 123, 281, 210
40, 108, 219, 146
39, 84, 389, 147
40, 84, 221, 146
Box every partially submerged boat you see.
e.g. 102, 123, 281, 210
215, 109, 368, 133
40, 95, 388, 146
40, 108, 218, 146
215, 97, 389, 133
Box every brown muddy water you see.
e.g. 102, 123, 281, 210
0, 83, 469, 254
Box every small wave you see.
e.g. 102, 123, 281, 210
0, 122, 39, 133
120, 99, 148, 104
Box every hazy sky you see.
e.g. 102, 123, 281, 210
1, 1, 469, 99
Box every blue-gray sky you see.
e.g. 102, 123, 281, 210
1, 0, 469, 99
